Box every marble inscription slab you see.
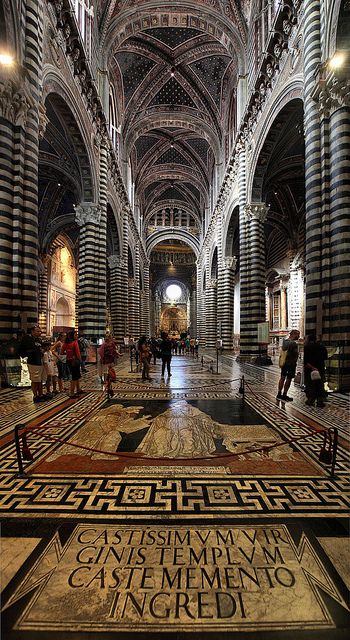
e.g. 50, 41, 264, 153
5, 524, 349, 632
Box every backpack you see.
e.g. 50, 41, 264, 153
279, 348, 288, 368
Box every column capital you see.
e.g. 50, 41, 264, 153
208, 278, 217, 289
222, 256, 237, 271
75, 203, 103, 226
313, 70, 350, 116
0, 79, 30, 127
244, 203, 270, 222
108, 254, 125, 269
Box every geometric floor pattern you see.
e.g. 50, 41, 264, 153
1, 353, 349, 638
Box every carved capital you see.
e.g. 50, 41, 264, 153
244, 203, 270, 223
208, 278, 217, 289
107, 254, 121, 269
75, 203, 103, 227
223, 256, 237, 271
314, 70, 350, 117
0, 80, 30, 127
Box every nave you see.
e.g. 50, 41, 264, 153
1, 354, 349, 639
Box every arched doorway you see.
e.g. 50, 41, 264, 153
55, 297, 71, 329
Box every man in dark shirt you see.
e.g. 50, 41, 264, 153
19, 325, 45, 402
304, 334, 328, 407
160, 332, 172, 380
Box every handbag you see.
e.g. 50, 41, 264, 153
319, 430, 333, 465
311, 369, 321, 381
278, 349, 287, 368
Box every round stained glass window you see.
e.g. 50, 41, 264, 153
166, 284, 181, 300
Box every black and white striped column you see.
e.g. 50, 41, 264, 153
206, 279, 218, 348
108, 254, 126, 344
328, 86, 350, 385
0, 0, 43, 338
244, 203, 269, 356
303, 0, 322, 334
140, 259, 150, 337
237, 143, 251, 358
220, 257, 236, 350
121, 209, 129, 337
38, 255, 50, 334
75, 204, 105, 339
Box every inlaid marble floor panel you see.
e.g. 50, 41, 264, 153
0, 356, 349, 638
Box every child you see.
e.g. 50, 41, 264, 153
43, 342, 58, 395
104, 363, 116, 398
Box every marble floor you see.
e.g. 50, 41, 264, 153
0, 353, 349, 639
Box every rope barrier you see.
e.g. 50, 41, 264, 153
17, 420, 322, 465
112, 377, 242, 391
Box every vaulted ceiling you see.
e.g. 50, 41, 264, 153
100, 1, 248, 230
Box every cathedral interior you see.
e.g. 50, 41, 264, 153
0, 1, 349, 638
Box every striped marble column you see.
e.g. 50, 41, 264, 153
303, 0, 322, 334
75, 204, 105, 340
220, 257, 236, 350
243, 203, 269, 356
128, 278, 140, 340
134, 244, 141, 338
237, 143, 251, 358
0, 0, 43, 338
38, 255, 49, 334
206, 279, 218, 348
121, 210, 129, 337
328, 90, 350, 387
140, 259, 150, 337
196, 263, 205, 344
108, 254, 125, 344
189, 288, 197, 338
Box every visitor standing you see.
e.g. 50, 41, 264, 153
160, 332, 172, 379
276, 330, 300, 401
51, 332, 67, 391
61, 330, 82, 398
19, 325, 46, 403
138, 336, 151, 381
98, 334, 119, 383
304, 334, 328, 408
78, 333, 89, 372
43, 342, 58, 395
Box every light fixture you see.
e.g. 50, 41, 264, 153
0, 52, 14, 66
329, 51, 346, 70
58, 182, 61, 187
170, 140, 174, 148
170, 66, 175, 77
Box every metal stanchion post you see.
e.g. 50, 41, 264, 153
331, 427, 338, 478
216, 348, 219, 375
129, 348, 133, 373
14, 424, 25, 477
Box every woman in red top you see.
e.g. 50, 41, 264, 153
61, 330, 82, 398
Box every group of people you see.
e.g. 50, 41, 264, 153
18, 326, 90, 402
136, 332, 173, 381
277, 329, 328, 407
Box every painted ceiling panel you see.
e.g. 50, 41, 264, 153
155, 148, 191, 166
190, 56, 230, 107
135, 135, 159, 161
186, 138, 210, 164
115, 51, 156, 104
155, 187, 187, 202
150, 78, 196, 107
143, 27, 202, 48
